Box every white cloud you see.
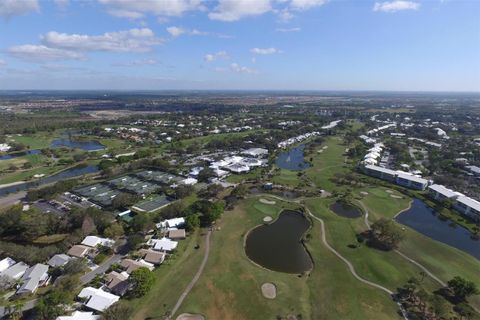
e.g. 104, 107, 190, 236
7, 45, 84, 62
204, 51, 228, 62
166, 26, 210, 37
250, 47, 282, 55
0, 59, 6, 66
0, 0, 39, 18
113, 59, 159, 66
98, 0, 204, 19
275, 27, 301, 32
230, 63, 257, 74
290, 0, 327, 11
167, 26, 186, 37
41, 28, 163, 53
373, 1, 420, 12
209, 0, 272, 22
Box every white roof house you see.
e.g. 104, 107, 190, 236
180, 177, 198, 185
151, 238, 178, 252
158, 217, 185, 229
47, 254, 72, 268
81, 236, 114, 248
0, 257, 16, 273
241, 148, 268, 157
57, 311, 101, 320
1, 262, 29, 280
17, 263, 49, 294
78, 287, 119, 312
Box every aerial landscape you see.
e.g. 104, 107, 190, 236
0, 1, 479, 320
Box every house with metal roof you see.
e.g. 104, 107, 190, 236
78, 287, 119, 312
17, 263, 49, 295
48, 254, 72, 268
56, 311, 101, 320
1, 262, 29, 280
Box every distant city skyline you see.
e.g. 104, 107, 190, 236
0, 0, 479, 92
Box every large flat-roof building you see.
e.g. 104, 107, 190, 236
362, 165, 429, 190
428, 184, 463, 202
453, 196, 480, 222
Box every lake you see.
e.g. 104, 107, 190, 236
0, 165, 99, 196
245, 210, 313, 273
330, 201, 363, 218
275, 144, 310, 171
0, 149, 41, 160
50, 137, 105, 151
396, 199, 480, 260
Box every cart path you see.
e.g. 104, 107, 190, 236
168, 230, 212, 320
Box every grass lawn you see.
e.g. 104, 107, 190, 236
304, 136, 351, 192
7, 133, 55, 149
176, 196, 401, 320
226, 168, 263, 184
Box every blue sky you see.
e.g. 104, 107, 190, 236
0, 0, 479, 91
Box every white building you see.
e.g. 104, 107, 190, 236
149, 238, 178, 252
428, 184, 463, 202
1, 262, 29, 280
157, 217, 185, 229
17, 263, 50, 295
0, 257, 16, 273
241, 148, 268, 158
81, 236, 114, 248
57, 311, 101, 320
453, 196, 480, 222
78, 287, 120, 312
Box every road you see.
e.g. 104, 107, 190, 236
168, 230, 212, 320
0, 191, 26, 209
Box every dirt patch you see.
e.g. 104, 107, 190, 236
259, 198, 276, 205
176, 314, 205, 320
390, 195, 402, 199
263, 216, 273, 223
261, 282, 277, 299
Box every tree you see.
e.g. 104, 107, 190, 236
197, 167, 215, 183
103, 301, 133, 320
111, 193, 138, 209
174, 185, 194, 199
202, 201, 225, 225
185, 213, 200, 231
129, 267, 155, 298
367, 218, 404, 250
130, 214, 154, 233
447, 276, 479, 302
104, 223, 124, 239
63, 259, 87, 275
231, 184, 248, 199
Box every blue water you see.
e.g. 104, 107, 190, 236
0, 149, 41, 160
275, 144, 311, 171
396, 199, 479, 260
0, 165, 99, 196
50, 138, 105, 151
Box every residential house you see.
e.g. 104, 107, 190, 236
81, 236, 114, 248
453, 196, 480, 222
120, 259, 155, 274
0, 257, 16, 273
67, 245, 90, 258
105, 271, 130, 296
78, 287, 119, 312
56, 311, 101, 320
47, 254, 72, 268
1, 262, 29, 280
168, 229, 186, 240
17, 263, 49, 295
139, 249, 166, 265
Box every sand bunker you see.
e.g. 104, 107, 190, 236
261, 282, 277, 299
360, 191, 369, 195
385, 189, 394, 193
260, 198, 276, 205
176, 313, 205, 320
263, 216, 273, 222
390, 195, 402, 199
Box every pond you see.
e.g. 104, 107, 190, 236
275, 144, 311, 171
396, 199, 480, 260
0, 149, 41, 160
245, 210, 313, 273
0, 165, 99, 197
330, 201, 363, 218
50, 136, 105, 151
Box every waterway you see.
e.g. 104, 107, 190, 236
396, 199, 479, 260
275, 144, 311, 171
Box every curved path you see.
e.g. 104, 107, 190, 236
168, 230, 212, 320
357, 201, 446, 287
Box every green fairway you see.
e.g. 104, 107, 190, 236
175, 196, 401, 320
